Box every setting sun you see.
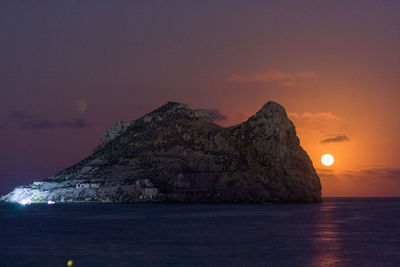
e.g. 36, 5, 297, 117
321, 154, 334, 166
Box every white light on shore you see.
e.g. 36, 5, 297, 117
19, 199, 31, 205
47, 200, 55, 205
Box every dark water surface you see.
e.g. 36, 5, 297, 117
1, 198, 400, 266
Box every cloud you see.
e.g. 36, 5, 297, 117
229, 69, 316, 84
8, 110, 89, 129
321, 134, 350, 144
318, 167, 400, 179
24, 120, 53, 129
318, 167, 400, 196
352, 168, 400, 178
56, 118, 89, 128
288, 112, 341, 121
280, 81, 295, 87
23, 118, 89, 129
206, 109, 228, 121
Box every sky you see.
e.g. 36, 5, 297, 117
1, 0, 399, 196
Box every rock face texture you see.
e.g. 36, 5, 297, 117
1, 101, 321, 203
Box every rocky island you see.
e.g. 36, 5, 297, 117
1, 101, 321, 203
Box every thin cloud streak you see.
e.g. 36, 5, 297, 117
57, 118, 88, 128
346, 168, 400, 178
8, 110, 89, 130
321, 134, 350, 144
318, 167, 400, 180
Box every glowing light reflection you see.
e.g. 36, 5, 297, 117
19, 199, 31, 205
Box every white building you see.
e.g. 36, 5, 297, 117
135, 179, 153, 187
141, 188, 158, 199
75, 183, 100, 189
135, 179, 158, 200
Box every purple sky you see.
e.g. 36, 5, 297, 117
1, 1, 400, 196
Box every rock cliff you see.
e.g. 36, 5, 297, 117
1, 101, 321, 203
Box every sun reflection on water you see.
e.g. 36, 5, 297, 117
310, 202, 344, 266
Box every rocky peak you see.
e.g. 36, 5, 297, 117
235, 101, 292, 133
1, 100, 322, 203
140, 102, 213, 124
153, 101, 190, 113
247, 101, 293, 133
99, 102, 213, 149
258, 101, 287, 116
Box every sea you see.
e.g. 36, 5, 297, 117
1, 198, 399, 266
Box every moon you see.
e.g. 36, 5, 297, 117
321, 154, 334, 166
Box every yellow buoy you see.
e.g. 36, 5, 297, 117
67, 260, 73, 266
